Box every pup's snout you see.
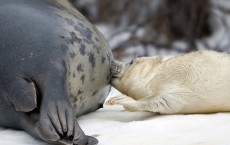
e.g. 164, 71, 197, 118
110, 60, 122, 78
110, 60, 129, 79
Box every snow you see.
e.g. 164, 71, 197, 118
80, 107, 230, 145
1, 88, 230, 145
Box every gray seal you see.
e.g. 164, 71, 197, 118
0, 0, 112, 145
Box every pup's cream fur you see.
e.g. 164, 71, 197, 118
107, 50, 230, 114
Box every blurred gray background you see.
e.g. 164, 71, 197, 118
71, 0, 230, 61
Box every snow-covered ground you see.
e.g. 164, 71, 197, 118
1, 88, 230, 145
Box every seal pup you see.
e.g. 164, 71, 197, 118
107, 50, 230, 114
0, 0, 112, 144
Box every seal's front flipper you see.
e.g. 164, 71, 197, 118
7, 78, 37, 112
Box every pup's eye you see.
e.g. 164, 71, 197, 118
129, 60, 134, 65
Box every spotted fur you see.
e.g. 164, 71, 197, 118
54, 0, 112, 116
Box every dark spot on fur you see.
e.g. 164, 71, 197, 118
77, 64, 84, 72
65, 18, 74, 25
60, 35, 71, 44
70, 32, 81, 44
81, 75, 85, 84
92, 90, 98, 96
101, 57, 106, 64
74, 23, 92, 41
96, 47, 101, 54
88, 52, 95, 68
77, 90, 83, 95
72, 95, 78, 102
60, 44, 69, 53
95, 37, 99, 42
73, 72, 76, 78
79, 44, 86, 56
93, 44, 100, 54
60, 35, 76, 45
70, 52, 76, 59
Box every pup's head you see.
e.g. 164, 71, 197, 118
110, 60, 130, 80
110, 57, 162, 94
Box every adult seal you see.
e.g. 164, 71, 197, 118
0, 0, 112, 145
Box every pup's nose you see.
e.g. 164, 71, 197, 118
129, 60, 134, 65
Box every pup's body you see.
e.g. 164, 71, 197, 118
107, 50, 230, 114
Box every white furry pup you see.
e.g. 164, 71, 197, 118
107, 50, 230, 114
